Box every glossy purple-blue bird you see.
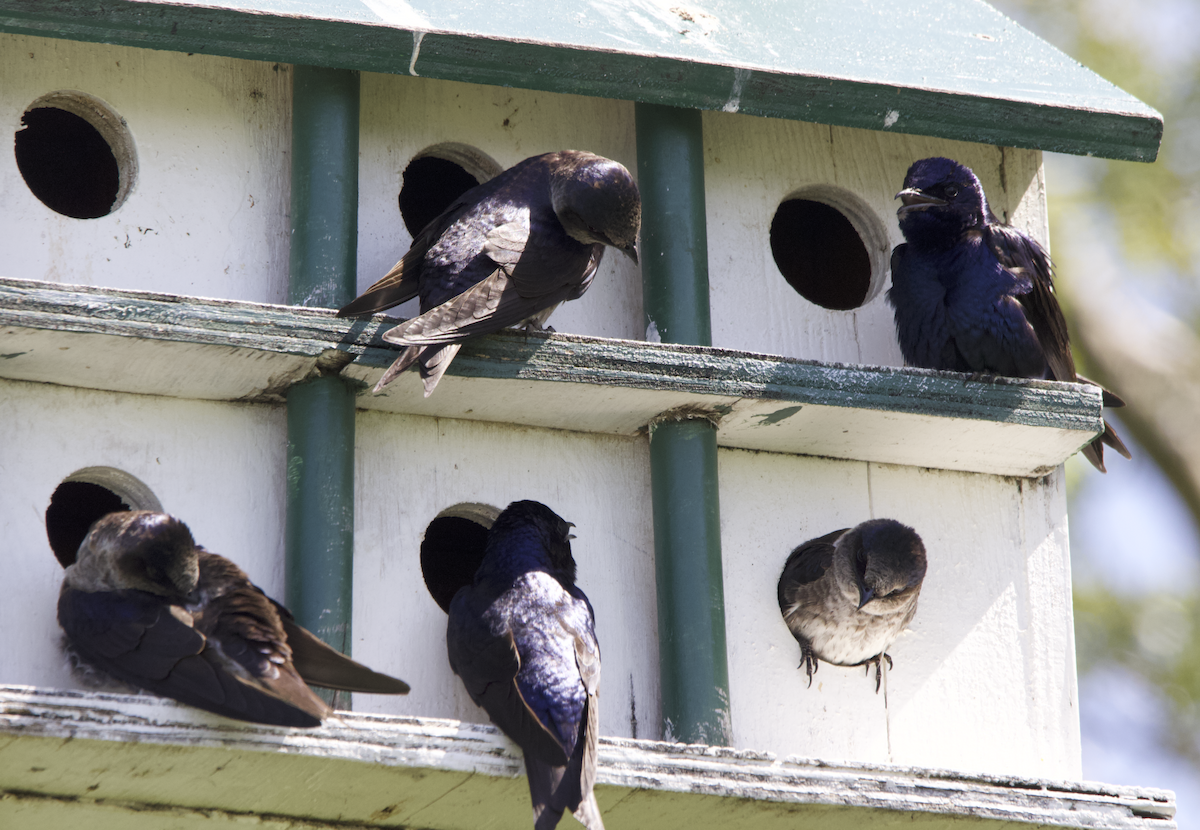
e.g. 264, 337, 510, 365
338, 151, 640, 397
887, 156, 1130, 472
778, 519, 927, 692
447, 501, 603, 830
58, 511, 410, 727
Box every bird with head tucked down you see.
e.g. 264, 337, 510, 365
58, 511, 410, 727
339, 151, 640, 397
446, 500, 604, 830
887, 156, 1130, 472
778, 519, 927, 692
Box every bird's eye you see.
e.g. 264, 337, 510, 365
944, 184, 960, 198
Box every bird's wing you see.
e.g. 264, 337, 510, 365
58, 585, 327, 727
336, 247, 425, 318
984, 223, 1076, 384
270, 599, 410, 694
1076, 373, 1126, 408
337, 185, 491, 318
777, 528, 848, 609
191, 555, 333, 725
380, 263, 584, 347
59, 586, 205, 680
524, 593, 603, 830
447, 592, 570, 766
569, 596, 603, 830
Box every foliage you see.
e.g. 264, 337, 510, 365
1074, 585, 1200, 765
993, 0, 1200, 796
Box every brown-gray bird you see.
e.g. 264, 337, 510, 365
777, 519, 927, 692
58, 511, 410, 727
338, 151, 641, 396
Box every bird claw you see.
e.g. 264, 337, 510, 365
860, 653, 893, 693
800, 646, 819, 688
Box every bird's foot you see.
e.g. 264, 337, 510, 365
859, 653, 893, 693
520, 322, 555, 333
962, 371, 1009, 387
799, 645, 819, 688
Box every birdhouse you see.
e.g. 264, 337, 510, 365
0, 0, 1176, 827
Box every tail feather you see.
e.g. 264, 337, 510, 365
1081, 420, 1131, 474
525, 695, 604, 830
573, 695, 603, 830
1101, 419, 1132, 460
372, 346, 421, 394
526, 755, 569, 830
1081, 439, 1107, 474
419, 344, 463, 397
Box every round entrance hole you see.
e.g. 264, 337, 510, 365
399, 143, 503, 237
420, 502, 501, 612
46, 468, 163, 567
14, 91, 137, 219
769, 186, 890, 311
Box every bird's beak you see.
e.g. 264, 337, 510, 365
895, 188, 945, 215
623, 243, 639, 265
857, 584, 875, 610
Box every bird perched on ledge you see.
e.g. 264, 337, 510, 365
58, 511, 410, 727
447, 501, 603, 830
778, 519, 927, 692
887, 156, 1130, 472
338, 151, 641, 397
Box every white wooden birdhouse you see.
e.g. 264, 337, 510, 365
0, 0, 1175, 827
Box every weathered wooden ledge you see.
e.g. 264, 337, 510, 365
0, 277, 1103, 476
0, 686, 1175, 829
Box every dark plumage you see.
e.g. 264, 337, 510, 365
58, 511, 410, 727
888, 156, 1131, 472
447, 501, 603, 830
339, 151, 641, 397
778, 519, 927, 692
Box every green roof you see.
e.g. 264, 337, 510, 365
0, 0, 1161, 161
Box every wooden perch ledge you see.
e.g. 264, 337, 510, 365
0, 277, 1104, 477
0, 686, 1176, 829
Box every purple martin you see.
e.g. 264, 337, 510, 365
58, 511, 410, 727
447, 501, 603, 830
338, 151, 641, 397
888, 156, 1130, 472
778, 519, 927, 692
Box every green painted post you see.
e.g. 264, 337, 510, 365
286, 66, 359, 706
636, 103, 731, 746
635, 104, 711, 346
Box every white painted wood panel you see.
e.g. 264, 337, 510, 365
872, 463, 1079, 780
350, 413, 659, 742
718, 449, 1079, 780
702, 112, 1046, 369
0, 33, 291, 303
357, 73, 643, 340
0, 378, 286, 690
718, 450, 890, 761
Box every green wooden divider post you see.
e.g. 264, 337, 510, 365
285, 66, 360, 705
636, 102, 731, 746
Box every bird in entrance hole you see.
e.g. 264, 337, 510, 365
58, 511, 410, 727
338, 151, 640, 397
887, 156, 1130, 472
778, 519, 927, 692
447, 500, 603, 830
